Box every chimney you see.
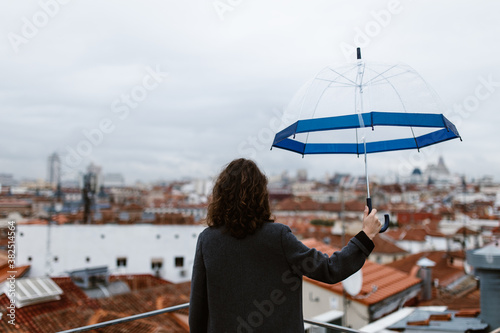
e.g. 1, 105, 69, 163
467, 243, 500, 330
417, 257, 436, 301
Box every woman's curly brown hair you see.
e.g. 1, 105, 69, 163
207, 158, 273, 239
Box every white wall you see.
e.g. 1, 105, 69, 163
303, 281, 340, 320
302, 280, 370, 329
425, 236, 448, 251
16, 224, 205, 283
396, 240, 426, 254
371, 253, 407, 265
439, 219, 499, 234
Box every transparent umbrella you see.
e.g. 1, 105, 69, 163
272, 48, 461, 232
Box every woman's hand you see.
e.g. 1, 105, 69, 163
362, 206, 382, 240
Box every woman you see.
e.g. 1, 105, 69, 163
189, 158, 381, 332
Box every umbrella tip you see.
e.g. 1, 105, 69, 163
357, 47, 361, 60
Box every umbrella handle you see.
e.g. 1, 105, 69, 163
366, 198, 389, 233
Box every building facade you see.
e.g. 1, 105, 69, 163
16, 224, 205, 283
47, 152, 61, 187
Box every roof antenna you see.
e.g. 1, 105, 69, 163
357, 47, 361, 60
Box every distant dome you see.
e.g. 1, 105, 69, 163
412, 168, 422, 175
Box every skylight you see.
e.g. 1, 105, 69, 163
3, 277, 63, 308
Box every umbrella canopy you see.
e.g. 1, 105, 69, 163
271, 50, 462, 233
272, 111, 460, 155
272, 56, 461, 156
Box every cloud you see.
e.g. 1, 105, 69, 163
1, 0, 500, 183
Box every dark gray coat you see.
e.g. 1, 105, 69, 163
189, 222, 373, 332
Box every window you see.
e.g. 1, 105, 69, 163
27, 256, 32, 262
117, 257, 127, 267
175, 257, 184, 267
152, 259, 163, 270
89, 274, 107, 287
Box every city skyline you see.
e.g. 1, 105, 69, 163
1, 1, 500, 183
0, 151, 494, 187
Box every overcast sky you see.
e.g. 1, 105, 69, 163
1, 0, 499, 184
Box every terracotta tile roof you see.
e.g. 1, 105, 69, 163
0, 250, 8, 265
274, 197, 321, 211
171, 313, 189, 331
371, 235, 408, 255
109, 274, 171, 290
0, 199, 31, 206
397, 212, 442, 225
383, 228, 404, 240
454, 226, 480, 235
52, 214, 69, 224
0, 265, 30, 283
17, 219, 48, 225
96, 283, 190, 315
274, 197, 364, 212
29, 307, 96, 333
289, 226, 407, 255
401, 228, 428, 241
84, 309, 186, 333
0, 277, 100, 333
492, 226, 500, 235
301, 238, 421, 306
0, 276, 190, 333
386, 251, 465, 287
455, 308, 481, 317
377, 184, 403, 193
418, 285, 480, 310
426, 229, 447, 238
343, 201, 365, 212
122, 203, 143, 211
384, 226, 446, 242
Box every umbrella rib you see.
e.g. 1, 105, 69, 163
314, 78, 356, 87
302, 66, 356, 150
367, 70, 413, 86
326, 67, 358, 86
304, 80, 336, 149
374, 69, 420, 148
363, 64, 399, 86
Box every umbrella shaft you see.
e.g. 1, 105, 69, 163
355, 60, 370, 199
365, 151, 370, 198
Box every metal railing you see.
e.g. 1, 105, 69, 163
304, 319, 361, 333
57, 303, 361, 333
57, 303, 190, 333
